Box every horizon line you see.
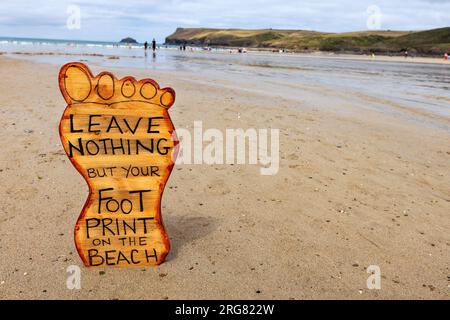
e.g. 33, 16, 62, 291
1, 26, 449, 44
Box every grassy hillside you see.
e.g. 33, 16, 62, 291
165, 27, 450, 56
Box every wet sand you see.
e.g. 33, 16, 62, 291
0, 56, 449, 299
290, 52, 450, 65
2, 49, 450, 65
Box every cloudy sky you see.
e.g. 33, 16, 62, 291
0, 0, 449, 42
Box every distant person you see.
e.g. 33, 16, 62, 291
152, 38, 156, 52
183, 43, 186, 51
444, 52, 449, 60
144, 41, 148, 50
404, 50, 408, 58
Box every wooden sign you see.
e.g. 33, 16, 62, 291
58, 62, 177, 267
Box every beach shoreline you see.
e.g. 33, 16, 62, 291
0, 55, 449, 299
2, 47, 450, 66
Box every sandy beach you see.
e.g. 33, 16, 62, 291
0, 54, 449, 299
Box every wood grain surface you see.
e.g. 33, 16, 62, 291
58, 62, 177, 267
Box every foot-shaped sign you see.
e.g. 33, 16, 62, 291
58, 62, 177, 267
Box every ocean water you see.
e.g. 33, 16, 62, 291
1, 37, 449, 127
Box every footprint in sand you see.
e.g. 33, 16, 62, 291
205, 179, 231, 195
6, 186, 39, 201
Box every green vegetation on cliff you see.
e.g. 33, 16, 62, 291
165, 27, 450, 55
